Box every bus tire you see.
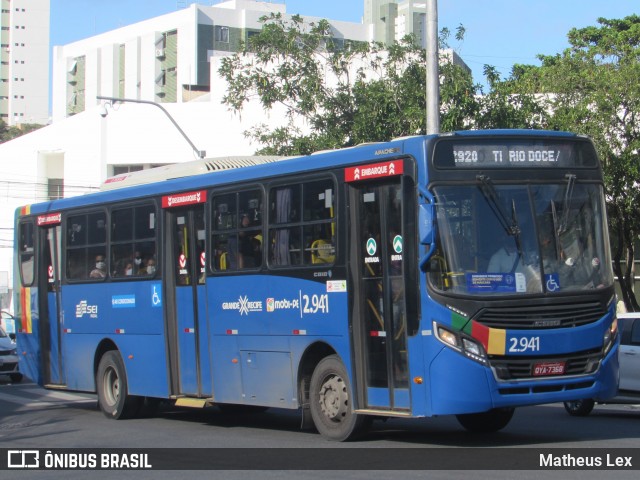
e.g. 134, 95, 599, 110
563, 399, 595, 417
96, 350, 141, 420
309, 355, 370, 441
456, 407, 515, 433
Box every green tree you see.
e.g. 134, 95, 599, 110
500, 15, 640, 310
219, 13, 479, 155
0, 119, 43, 144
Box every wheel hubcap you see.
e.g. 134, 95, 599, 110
103, 366, 120, 407
318, 374, 348, 422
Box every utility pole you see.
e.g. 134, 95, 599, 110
96, 96, 206, 159
426, 0, 440, 134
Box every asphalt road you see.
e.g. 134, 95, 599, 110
1, 376, 639, 479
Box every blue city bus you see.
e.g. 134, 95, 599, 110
14, 130, 619, 440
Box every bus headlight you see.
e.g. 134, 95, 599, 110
603, 318, 618, 355
436, 327, 459, 348
435, 323, 488, 365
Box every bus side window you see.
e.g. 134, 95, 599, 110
18, 221, 35, 286
111, 205, 157, 279
269, 180, 335, 267
212, 190, 263, 271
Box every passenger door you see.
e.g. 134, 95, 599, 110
163, 191, 211, 397
347, 162, 412, 411
37, 219, 65, 386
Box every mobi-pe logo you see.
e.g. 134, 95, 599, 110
8, 450, 40, 468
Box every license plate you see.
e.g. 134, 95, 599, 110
533, 361, 565, 376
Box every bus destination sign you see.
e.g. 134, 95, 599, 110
434, 139, 598, 169
37, 212, 62, 226
162, 190, 207, 208
345, 160, 403, 182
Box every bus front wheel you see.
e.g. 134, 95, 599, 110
309, 355, 370, 441
96, 350, 141, 420
563, 399, 595, 417
456, 407, 515, 433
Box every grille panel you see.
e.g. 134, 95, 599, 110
475, 301, 606, 329
490, 349, 602, 380
0, 362, 18, 372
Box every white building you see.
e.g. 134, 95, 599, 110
0, 0, 50, 126
0, 0, 470, 305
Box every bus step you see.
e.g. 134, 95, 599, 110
174, 398, 209, 408
44, 384, 68, 390
355, 409, 413, 418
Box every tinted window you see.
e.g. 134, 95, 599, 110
111, 204, 157, 278
66, 211, 107, 281
269, 178, 336, 267
211, 189, 263, 271
19, 221, 35, 286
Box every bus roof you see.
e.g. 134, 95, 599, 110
20, 130, 588, 216
101, 156, 293, 191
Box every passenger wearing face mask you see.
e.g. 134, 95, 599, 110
90, 255, 107, 278
133, 251, 143, 274
124, 262, 134, 276
139, 258, 157, 276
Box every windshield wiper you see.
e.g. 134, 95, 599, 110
477, 175, 524, 272
476, 175, 520, 236
557, 173, 576, 235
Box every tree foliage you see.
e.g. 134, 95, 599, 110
219, 13, 478, 155
0, 119, 43, 144
219, 12, 640, 308
499, 15, 640, 310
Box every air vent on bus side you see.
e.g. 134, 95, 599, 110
101, 156, 294, 191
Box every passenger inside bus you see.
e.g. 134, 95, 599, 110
139, 258, 157, 276
90, 254, 106, 278
487, 241, 520, 273
238, 214, 259, 268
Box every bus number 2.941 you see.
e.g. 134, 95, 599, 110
508, 336, 540, 353
302, 294, 329, 315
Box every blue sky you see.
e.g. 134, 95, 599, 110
50, 0, 638, 87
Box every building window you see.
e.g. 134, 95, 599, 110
155, 70, 166, 87
215, 25, 229, 43
48, 179, 64, 200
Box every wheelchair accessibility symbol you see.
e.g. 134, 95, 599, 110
545, 274, 560, 292
152, 284, 162, 307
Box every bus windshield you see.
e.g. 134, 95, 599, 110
429, 181, 613, 295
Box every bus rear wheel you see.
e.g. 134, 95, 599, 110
96, 350, 141, 419
456, 407, 515, 433
309, 355, 370, 441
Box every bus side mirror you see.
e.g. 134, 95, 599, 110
419, 203, 435, 244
